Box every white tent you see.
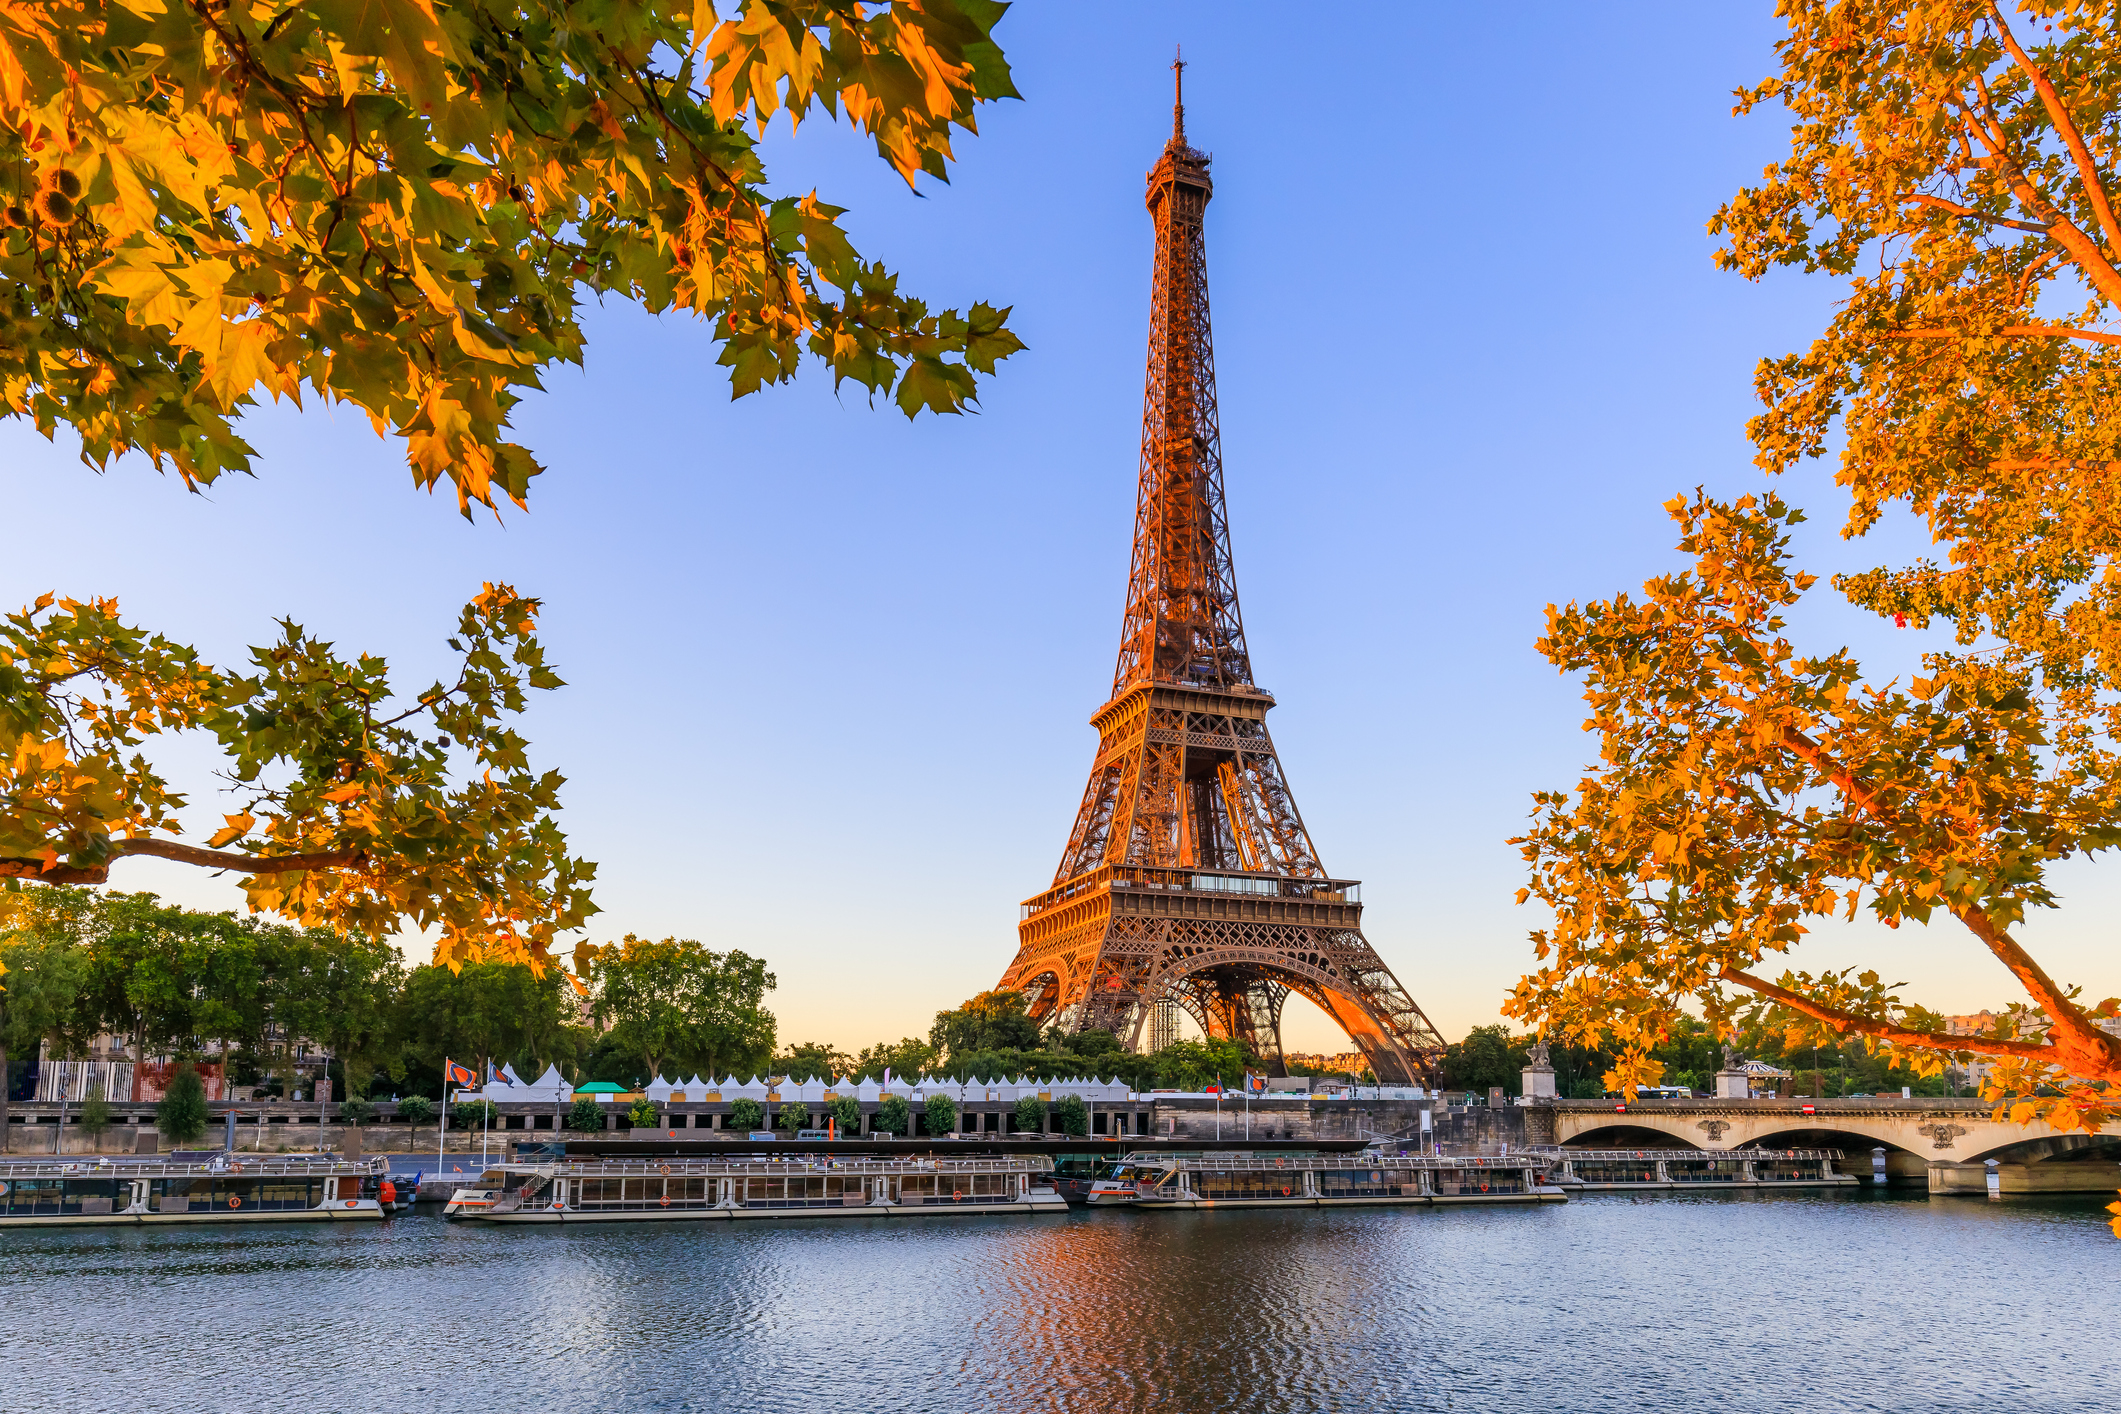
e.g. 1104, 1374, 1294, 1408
503, 1063, 571, 1103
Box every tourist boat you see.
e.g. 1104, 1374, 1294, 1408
443, 1154, 1069, 1223
1534, 1147, 1858, 1191
0, 1155, 392, 1226
1085, 1151, 1567, 1208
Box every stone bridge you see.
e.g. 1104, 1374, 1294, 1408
1539, 1098, 2121, 1194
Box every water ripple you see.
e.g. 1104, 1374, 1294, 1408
0, 1191, 2114, 1413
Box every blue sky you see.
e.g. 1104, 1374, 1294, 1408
7, 5, 2108, 1056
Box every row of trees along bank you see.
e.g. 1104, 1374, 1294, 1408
1443, 1020, 1976, 1101
1, 895, 1371, 1135
0, 889, 780, 1133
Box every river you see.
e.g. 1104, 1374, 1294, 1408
4, 1190, 2114, 1412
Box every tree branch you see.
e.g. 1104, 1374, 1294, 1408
0, 838, 366, 885
1886, 324, 2121, 345
1719, 964, 2067, 1064
1988, 2, 2121, 270
1909, 192, 2054, 233
1775, 726, 2121, 1080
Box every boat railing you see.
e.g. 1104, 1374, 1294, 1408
1126, 1152, 1542, 1173
1526, 1147, 1845, 1162
495, 1155, 1054, 1177
0, 1156, 389, 1179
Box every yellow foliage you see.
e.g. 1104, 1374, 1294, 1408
1511, 6, 2121, 1150
0, 1, 1023, 514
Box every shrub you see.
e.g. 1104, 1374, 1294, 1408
1052, 1094, 1088, 1138
567, 1096, 606, 1133
156, 1066, 209, 1145
777, 1100, 810, 1130
627, 1097, 660, 1128
453, 1099, 496, 1129
828, 1095, 862, 1132
924, 1093, 958, 1136
875, 1094, 910, 1136
729, 1097, 763, 1130
396, 1095, 436, 1126
1013, 1095, 1046, 1134
80, 1084, 113, 1138
338, 1098, 376, 1126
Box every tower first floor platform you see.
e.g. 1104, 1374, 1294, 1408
1002, 864, 1445, 1084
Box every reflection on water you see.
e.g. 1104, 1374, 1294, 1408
3, 1191, 2116, 1413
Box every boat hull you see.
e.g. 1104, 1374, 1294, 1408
0, 1200, 387, 1228
1129, 1188, 1568, 1210
461, 1196, 1069, 1223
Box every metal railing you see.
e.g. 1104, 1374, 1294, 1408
0, 1155, 389, 1178
489, 1155, 1054, 1177
1527, 1147, 1846, 1162
1123, 1152, 1540, 1173
1024, 865, 1360, 918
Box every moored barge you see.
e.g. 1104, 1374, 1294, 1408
1087, 1151, 1567, 1208
445, 1154, 1068, 1222
0, 1155, 391, 1226
1536, 1147, 1858, 1191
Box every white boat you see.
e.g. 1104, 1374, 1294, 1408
1087, 1150, 1568, 1209
445, 1154, 1069, 1223
0, 1155, 391, 1226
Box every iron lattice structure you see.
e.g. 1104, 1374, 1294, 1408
998, 66, 1446, 1083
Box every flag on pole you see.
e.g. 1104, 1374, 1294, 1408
445, 1061, 477, 1087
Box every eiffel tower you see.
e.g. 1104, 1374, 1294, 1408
998, 59, 1447, 1084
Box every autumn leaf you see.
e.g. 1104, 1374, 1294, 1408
0, 2, 1022, 517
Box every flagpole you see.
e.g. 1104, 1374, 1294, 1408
439, 1058, 449, 1173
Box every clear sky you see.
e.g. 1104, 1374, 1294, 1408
7, 5, 2111, 1057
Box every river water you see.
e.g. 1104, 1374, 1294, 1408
5, 1190, 2115, 1413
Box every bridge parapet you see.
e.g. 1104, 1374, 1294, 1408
1540, 1098, 2117, 1193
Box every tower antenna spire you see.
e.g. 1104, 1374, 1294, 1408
1172, 45, 1185, 142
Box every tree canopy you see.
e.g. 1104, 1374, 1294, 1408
0, 1, 1023, 968
0, 0, 1022, 515
576, 932, 775, 1083
928, 988, 1040, 1062
1512, 2, 2121, 1143
393, 951, 573, 1081
1, 584, 592, 968
1, 884, 407, 1097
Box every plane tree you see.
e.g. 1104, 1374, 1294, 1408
1511, 4, 2121, 1174
0, 1, 1021, 968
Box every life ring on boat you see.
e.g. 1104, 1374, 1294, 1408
952, 1190, 964, 1202
660, 1196, 670, 1208
1479, 1183, 1488, 1194
658, 1164, 671, 1174
1281, 1186, 1292, 1197
228, 1196, 242, 1209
